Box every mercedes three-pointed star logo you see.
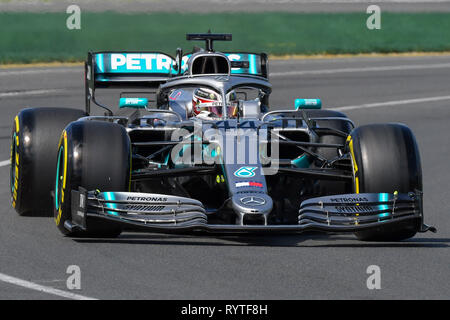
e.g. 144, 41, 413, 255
240, 196, 266, 206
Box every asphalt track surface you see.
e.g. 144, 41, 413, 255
0, 54, 449, 300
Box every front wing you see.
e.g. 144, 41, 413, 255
66, 188, 435, 234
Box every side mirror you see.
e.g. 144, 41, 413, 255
295, 98, 322, 110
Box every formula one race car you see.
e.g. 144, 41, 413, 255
10, 33, 436, 240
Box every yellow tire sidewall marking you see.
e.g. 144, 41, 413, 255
55, 130, 68, 226
11, 116, 20, 208
15, 116, 19, 133
347, 135, 360, 194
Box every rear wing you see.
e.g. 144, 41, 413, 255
225, 52, 268, 78
86, 51, 180, 86
85, 51, 182, 113
84, 50, 268, 114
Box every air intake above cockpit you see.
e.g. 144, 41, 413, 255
190, 53, 231, 75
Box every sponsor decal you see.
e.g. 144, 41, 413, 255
235, 181, 263, 188
95, 52, 261, 76
227, 53, 259, 75
240, 196, 266, 206
121, 98, 147, 105
335, 205, 375, 214
95, 53, 176, 74
119, 97, 148, 109
180, 53, 259, 75
124, 205, 166, 212
234, 166, 258, 178
126, 196, 168, 202
329, 197, 369, 203
110, 53, 172, 72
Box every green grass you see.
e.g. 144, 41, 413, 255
0, 12, 450, 63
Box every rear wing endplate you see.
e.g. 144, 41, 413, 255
85, 51, 181, 113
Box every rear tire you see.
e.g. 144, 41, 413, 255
10, 108, 86, 216
348, 123, 422, 241
54, 120, 131, 237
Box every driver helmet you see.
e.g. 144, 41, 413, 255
192, 88, 238, 118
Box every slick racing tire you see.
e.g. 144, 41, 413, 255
54, 120, 131, 237
10, 108, 86, 216
347, 123, 423, 241
304, 110, 353, 195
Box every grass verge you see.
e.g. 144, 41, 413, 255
1, 12, 449, 63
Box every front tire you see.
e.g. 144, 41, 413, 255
54, 121, 131, 237
348, 123, 423, 241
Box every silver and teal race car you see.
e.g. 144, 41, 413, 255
10, 33, 435, 240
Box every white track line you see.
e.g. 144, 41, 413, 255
0, 272, 97, 300
270, 63, 450, 77
1, 61, 448, 78
305, 0, 450, 3
0, 89, 65, 98
331, 95, 450, 111
0, 68, 80, 77
0, 160, 9, 167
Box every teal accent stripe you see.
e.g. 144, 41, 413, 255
378, 193, 389, 212
54, 147, 63, 210
379, 212, 390, 218
163, 152, 170, 166
292, 155, 310, 168
97, 54, 105, 73
104, 192, 119, 216
249, 54, 257, 75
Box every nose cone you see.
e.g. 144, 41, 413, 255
231, 193, 273, 225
